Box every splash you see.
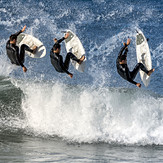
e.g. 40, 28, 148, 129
10, 79, 163, 145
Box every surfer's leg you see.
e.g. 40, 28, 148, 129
64, 52, 80, 69
19, 44, 32, 62
130, 63, 149, 80
20, 44, 37, 61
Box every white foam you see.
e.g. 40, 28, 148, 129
13, 79, 163, 145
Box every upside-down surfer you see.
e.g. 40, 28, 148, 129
50, 32, 85, 78
6, 25, 37, 72
116, 38, 155, 88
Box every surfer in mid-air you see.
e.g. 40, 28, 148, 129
50, 32, 85, 78
116, 38, 155, 88
6, 25, 37, 72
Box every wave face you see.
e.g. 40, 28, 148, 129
0, 0, 163, 145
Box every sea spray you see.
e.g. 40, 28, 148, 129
10, 79, 163, 145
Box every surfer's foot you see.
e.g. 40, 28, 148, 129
79, 55, 85, 64
32, 45, 37, 54
147, 68, 155, 76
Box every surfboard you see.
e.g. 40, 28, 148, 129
16, 33, 46, 58
136, 29, 152, 87
64, 30, 86, 72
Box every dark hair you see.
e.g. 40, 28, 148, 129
53, 43, 60, 51
10, 35, 17, 41
119, 55, 127, 62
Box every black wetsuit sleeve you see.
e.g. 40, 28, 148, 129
57, 37, 65, 44
58, 55, 71, 75
118, 44, 128, 58
116, 44, 128, 65
13, 30, 22, 37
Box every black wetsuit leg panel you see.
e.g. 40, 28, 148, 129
19, 44, 33, 62
64, 52, 80, 69
130, 63, 149, 80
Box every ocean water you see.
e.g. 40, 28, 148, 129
0, 0, 163, 162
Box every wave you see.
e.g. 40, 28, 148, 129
0, 77, 162, 145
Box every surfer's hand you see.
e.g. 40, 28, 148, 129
54, 38, 57, 43
68, 73, 73, 78
136, 83, 141, 88
126, 38, 131, 45
23, 66, 27, 73
21, 25, 26, 32
64, 32, 69, 39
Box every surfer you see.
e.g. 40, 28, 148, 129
116, 38, 155, 88
6, 25, 37, 72
50, 32, 85, 78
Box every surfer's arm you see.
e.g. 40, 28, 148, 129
57, 33, 69, 44
57, 37, 65, 44
118, 38, 131, 57
12, 26, 26, 37
118, 44, 128, 58
12, 30, 22, 37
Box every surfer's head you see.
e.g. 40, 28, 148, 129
119, 55, 127, 64
53, 43, 61, 53
10, 34, 17, 44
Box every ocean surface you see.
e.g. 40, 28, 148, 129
0, 0, 163, 162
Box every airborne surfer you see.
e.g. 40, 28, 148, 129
116, 38, 155, 88
6, 25, 37, 72
50, 32, 85, 78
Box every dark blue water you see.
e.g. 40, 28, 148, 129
0, 0, 163, 162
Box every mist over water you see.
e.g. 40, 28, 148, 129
0, 0, 163, 146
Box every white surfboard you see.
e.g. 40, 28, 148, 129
16, 33, 46, 58
64, 30, 86, 72
136, 29, 152, 87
